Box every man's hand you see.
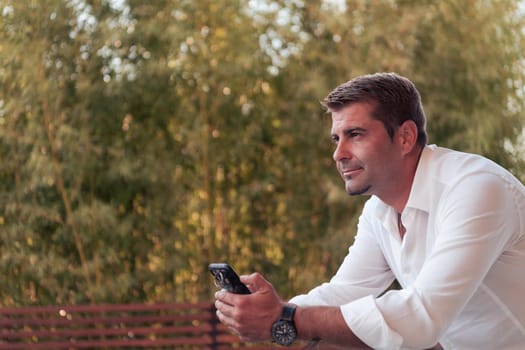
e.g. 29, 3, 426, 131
214, 272, 283, 342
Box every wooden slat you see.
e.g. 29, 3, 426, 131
0, 336, 216, 349
0, 313, 213, 327
0, 324, 216, 339
0, 302, 212, 315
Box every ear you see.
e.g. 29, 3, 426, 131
397, 120, 418, 156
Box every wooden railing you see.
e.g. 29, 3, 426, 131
0, 302, 307, 349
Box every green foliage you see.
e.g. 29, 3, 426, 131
0, 0, 523, 305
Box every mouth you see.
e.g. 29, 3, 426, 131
341, 167, 363, 179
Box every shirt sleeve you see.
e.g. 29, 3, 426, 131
340, 172, 520, 349
290, 199, 395, 306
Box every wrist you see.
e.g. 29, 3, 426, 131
293, 305, 317, 341
271, 303, 298, 346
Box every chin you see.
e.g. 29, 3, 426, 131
346, 184, 371, 196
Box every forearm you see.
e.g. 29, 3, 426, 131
294, 305, 443, 350
294, 306, 371, 349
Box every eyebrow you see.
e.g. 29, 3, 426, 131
343, 127, 367, 136
331, 127, 367, 141
332, 127, 366, 136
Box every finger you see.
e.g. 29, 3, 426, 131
216, 308, 245, 338
215, 290, 240, 306
214, 298, 236, 318
216, 309, 238, 332
240, 272, 269, 293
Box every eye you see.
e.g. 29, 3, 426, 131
331, 135, 339, 144
344, 128, 365, 138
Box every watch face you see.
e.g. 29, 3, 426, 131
271, 320, 297, 346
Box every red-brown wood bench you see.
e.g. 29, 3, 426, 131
0, 302, 308, 349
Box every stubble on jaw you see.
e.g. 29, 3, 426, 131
346, 182, 371, 196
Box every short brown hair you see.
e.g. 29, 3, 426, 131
322, 72, 428, 147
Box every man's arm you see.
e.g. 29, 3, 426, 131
304, 340, 443, 350
214, 273, 370, 347
214, 272, 445, 349
296, 306, 443, 350
294, 305, 370, 348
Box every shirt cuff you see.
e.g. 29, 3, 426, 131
340, 295, 403, 350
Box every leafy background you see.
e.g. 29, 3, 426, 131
0, 0, 524, 305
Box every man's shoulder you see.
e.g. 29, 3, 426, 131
424, 145, 486, 166
421, 145, 508, 181
418, 145, 524, 203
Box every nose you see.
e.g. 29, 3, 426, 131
333, 140, 350, 162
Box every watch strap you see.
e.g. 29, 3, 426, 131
281, 304, 296, 322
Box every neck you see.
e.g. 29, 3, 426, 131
382, 145, 424, 213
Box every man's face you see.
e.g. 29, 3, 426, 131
331, 102, 403, 198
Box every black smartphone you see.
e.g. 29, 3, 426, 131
208, 263, 251, 294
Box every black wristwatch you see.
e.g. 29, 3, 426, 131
271, 304, 298, 346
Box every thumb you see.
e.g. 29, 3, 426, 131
240, 272, 273, 294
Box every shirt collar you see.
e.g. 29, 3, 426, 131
404, 144, 437, 213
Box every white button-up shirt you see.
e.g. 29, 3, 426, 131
290, 145, 525, 349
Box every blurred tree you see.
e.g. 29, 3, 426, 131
0, 0, 523, 306
0, 0, 107, 304
0, 0, 182, 304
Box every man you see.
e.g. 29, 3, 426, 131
214, 73, 525, 349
